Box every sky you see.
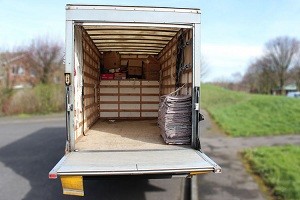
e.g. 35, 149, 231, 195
1, 0, 300, 81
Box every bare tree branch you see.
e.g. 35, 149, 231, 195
265, 36, 300, 93
243, 36, 300, 94
28, 37, 63, 84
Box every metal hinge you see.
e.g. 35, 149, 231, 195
67, 104, 73, 112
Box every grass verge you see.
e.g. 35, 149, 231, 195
243, 145, 300, 200
201, 84, 300, 137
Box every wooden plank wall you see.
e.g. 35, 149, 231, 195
76, 29, 101, 138
158, 29, 193, 96
99, 80, 159, 119
180, 29, 193, 95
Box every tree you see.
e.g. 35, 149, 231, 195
28, 37, 63, 84
290, 64, 300, 91
265, 36, 300, 94
292, 52, 300, 90
243, 36, 300, 94
242, 56, 276, 94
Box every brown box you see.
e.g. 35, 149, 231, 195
128, 66, 142, 76
103, 51, 121, 69
114, 72, 126, 80
144, 56, 160, 71
121, 60, 128, 66
144, 71, 160, 80
128, 60, 143, 67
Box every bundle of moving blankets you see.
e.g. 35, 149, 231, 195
158, 94, 192, 144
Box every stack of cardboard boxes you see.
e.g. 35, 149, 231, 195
128, 60, 143, 79
101, 51, 126, 80
100, 52, 161, 81
143, 56, 161, 80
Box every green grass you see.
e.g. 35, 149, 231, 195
201, 84, 300, 137
17, 113, 32, 118
244, 145, 300, 200
0, 84, 64, 116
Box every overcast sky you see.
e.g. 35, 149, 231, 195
1, 0, 300, 81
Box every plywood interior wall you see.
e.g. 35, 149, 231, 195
158, 29, 193, 96
99, 80, 159, 119
75, 28, 101, 140
82, 29, 101, 132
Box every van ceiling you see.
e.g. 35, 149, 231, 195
83, 25, 180, 55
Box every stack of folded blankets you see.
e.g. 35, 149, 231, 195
158, 94, 192, 144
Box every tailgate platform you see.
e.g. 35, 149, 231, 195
52, 149, 220, 177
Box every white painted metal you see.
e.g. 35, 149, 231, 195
82, 23, 192, 29
74, 26, 84, 141
193, 23, 201, 87
56, 149, 216, 176
65, 20, 75, 151
66, 6, 200, 24
67, 5, 200, 14
65, 21, 74, 74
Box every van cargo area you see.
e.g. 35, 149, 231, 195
76, 119, 177, 151
72, 24, 194, 151
50, 5, 220, 196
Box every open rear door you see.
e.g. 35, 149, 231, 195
50, 148, 221, 178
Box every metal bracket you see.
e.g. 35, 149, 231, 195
199, 113, 204, 121
65, 141, 70, 154
65, 73, 71, 86
67, 104, 73, 112
195, 103, 199, 111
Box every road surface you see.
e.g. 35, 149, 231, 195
0, 114, 190, 200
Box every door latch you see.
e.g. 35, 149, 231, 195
195, 103, 199, 110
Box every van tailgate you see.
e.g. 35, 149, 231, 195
50, 149, 221, 177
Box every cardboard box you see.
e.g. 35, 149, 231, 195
144, 56, 161, 71
128, 60, 143, 67
114, 72, 126, 80
128, 66, 142, 76
121, 60, 128, 66
144, 71, 160, 80
103, 51, 121, 69
101, 73, 114, 80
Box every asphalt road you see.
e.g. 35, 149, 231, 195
0, 115, 190, 200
